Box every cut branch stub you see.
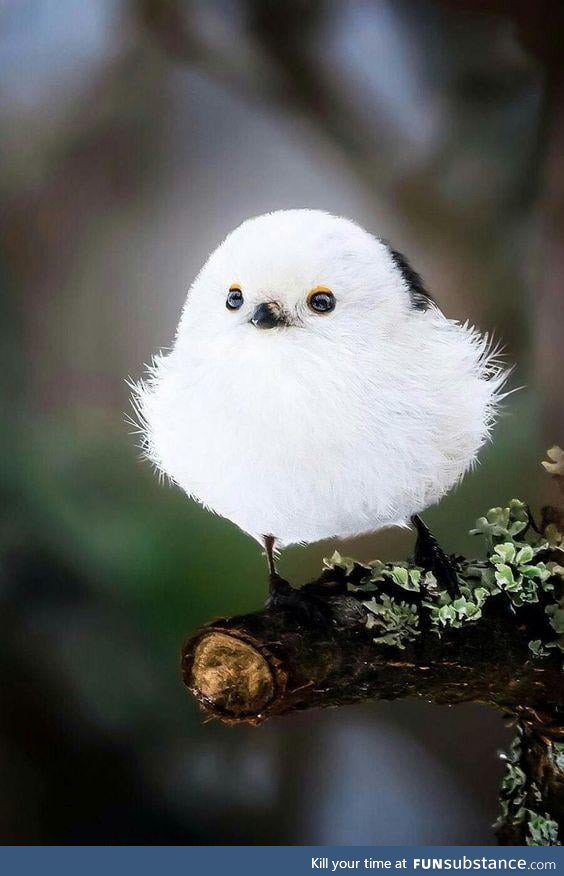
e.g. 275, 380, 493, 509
189, 632, 277, 719
183, 601, 347, 724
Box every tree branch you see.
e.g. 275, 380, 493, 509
182, 458, 564, 843
183, 572, 563, 725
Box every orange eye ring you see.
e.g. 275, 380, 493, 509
307, 286, 336, 314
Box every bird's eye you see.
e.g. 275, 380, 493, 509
307, 287, 336, 314
226, 286, 244, 310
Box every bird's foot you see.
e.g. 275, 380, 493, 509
262, 535, 331, 623
267, 572, 294, 603
266, 573, 332, 625
411, 514, 460, 599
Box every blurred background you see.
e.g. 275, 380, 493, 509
1, 0, 563, 845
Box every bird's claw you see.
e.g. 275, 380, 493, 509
266, 574, 332, 625
411, 514, 460, 599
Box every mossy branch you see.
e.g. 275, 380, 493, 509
182, 450, 564, 844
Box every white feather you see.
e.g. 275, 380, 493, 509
133, 209, 510, 547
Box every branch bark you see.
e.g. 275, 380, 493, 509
183, 570, 564, 726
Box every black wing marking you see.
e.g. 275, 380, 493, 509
384, 243, 435, 312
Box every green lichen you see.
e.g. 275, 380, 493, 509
323, 497, 564, 656
362, 594, 420, 649
543, 591, 564, 654
545, 524, 563, 547
553, 742, 564, 772
526, 812, 560, 846
323, 550, 370, 576
528, 639, 550, 659
423, 578, 489, 631
470, 500, 530, 547
495, 733, 527, 830
546, 602, 564, 635
490, 541, 552, 607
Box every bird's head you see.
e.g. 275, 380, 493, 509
177, 209, 433, 357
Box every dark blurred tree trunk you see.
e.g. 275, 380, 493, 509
537, 70, 564, 441
442, 0, 564, 438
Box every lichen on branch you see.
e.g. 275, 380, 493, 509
495, 723, 563, 846
323, 497, 564, 658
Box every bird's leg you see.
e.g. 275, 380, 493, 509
264, 534, 277, 580
263, 535, 292, 598
263, 536, 330, 623
411, 514, 460, 599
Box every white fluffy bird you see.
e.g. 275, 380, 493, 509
134, 209, 508, 591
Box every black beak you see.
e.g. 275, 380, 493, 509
250, 302, 286, 329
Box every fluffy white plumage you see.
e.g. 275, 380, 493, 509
134, 209, 509, 549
